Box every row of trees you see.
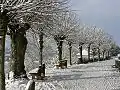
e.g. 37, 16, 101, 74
26, 13, 115, 70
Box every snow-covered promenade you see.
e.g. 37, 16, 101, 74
6, 58, 120, 90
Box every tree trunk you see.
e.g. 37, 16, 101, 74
9, 23, 29, 78
92, 49, 96, 62
78, 44, 83, 64
17, 34, 27, 76
57, 40, 63, 61
68, 42, 72, 65
98, 47, 100, 61
0, 10, 9, 90
10, 33, 27, 78
39, 32, 43, 66
0, 37, 6, 90
108, 51, 110, 57
88, 44, 91, 62
106, 51, 110, 59
102, 51, 105, 60
92, 54, 95, 62
10, 32, 18, 77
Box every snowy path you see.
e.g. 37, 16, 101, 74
43, 59, 120, 90
6, 59, 120, 90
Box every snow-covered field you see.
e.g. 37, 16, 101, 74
6, 59, 120, 90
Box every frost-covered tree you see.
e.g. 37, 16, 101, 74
7, 19, 30, 78
76, 25, 89, 63
25, 0, 68, 66
76, 25, 113, 62
49, 12, 78, 64
99, 34, 113, 60
83, 26, 97, 62
76, 25, 96, 63
65, 13, 79, 65
91, 44, 98, 61
91, 28, 110, 60
110, 43, 120, 56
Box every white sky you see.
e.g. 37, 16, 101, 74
70, 0, 120, 45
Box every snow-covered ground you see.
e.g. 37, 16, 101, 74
6, 59, 120, 90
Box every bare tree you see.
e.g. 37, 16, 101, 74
76, 25, 88, 63
65, 13, 79, 65
76, 25, 96, 63
7, 19, 30, 78
26, 0, 68, 66
84, 26, 97, 62
91, 44, 98, 61
48, 12, 78, 66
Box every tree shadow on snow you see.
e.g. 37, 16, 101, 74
46, 73, 120, 82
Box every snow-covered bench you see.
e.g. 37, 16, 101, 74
115, 59, 120, 69
29, 64, 45, 80
55, 60, 67, 69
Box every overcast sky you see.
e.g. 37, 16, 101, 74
70, 0, 120, 45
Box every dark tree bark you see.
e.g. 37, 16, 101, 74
0, 9, 9, 90
38, 32, 44, 66
102, 50, 105, 60
106, 51, 110, 59
92, 48, 96, 62
57, 40, 63, 61
98, 47, 100, 61
108, 51, 110, 57
54, 35, 66, 62
10, 29, 18, 77
78, 44, 83, 64
92, 54, 95, 62
88, 44, 91, 62
16, 32, 28, 77
8, 22, 30, 78
68, 42, 72, 65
